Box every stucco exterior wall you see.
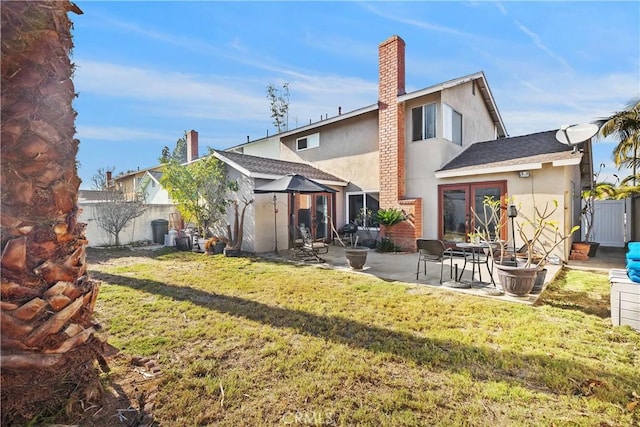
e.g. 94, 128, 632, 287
280, 112, 379, 192
431, 164, 579, 261
404, 82, 503, 246
143, 181, 171, 204
277, 112, 378, 229
79, 203, 178, 247
235, 136, 281, 159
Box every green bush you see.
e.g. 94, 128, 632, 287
375, 208, 406, 226
376, 237, 402, 252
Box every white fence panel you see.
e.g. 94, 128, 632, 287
79, 202, 178, 247
583, 199, 630, 247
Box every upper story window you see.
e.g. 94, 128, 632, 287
411, 103, 436, 142
443, 104, 463, 146
296, 133, 320, 151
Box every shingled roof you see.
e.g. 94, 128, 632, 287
214, 150, 346, 185
437, 130, 584, 177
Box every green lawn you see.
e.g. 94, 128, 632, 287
90, 249, 639, 426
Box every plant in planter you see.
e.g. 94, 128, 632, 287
375, 207, 407, 248
204, 237, 217, 255
574, 165, 615, 257
329, 217, 369, 270
204, 236, 227, 255
355, 208, 379, 249
472, 197, 579, 296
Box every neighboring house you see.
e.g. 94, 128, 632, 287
107, 35, 592, 261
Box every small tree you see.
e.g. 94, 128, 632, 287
159, 147, 236, 236
91, 168, 146, 246
266, 82, 290, 133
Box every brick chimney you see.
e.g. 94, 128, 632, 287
378, 35, 422, 251
187, 130, 199, 162
106, 170, 112, 188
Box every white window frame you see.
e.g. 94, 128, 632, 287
411, 103, 437, 142
346, 191, 380, 229
443, 103, 462, 146
296, 132, 320, 151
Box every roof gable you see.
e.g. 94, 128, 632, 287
213, 150, 347, 186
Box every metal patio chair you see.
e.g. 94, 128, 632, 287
416, 239, 454, 284
296, 225, 329, 262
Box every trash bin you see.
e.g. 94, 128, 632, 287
151, 219, 169, 244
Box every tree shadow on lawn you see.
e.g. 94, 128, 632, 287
92, 271, 637, 406
534, 270, 611, 319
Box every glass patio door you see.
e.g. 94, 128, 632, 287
314, 195, 329, 239
439, 181, 507, 242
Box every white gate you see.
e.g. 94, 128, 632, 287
583, 199, 630, 247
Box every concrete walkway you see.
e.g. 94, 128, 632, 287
262, 245, 564, 305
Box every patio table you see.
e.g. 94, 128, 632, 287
455, 242, 496, 287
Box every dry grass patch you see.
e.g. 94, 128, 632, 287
79, 248, 640, 426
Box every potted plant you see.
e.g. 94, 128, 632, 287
501, 201, 578, 296
472, 197, 579, 296
204, 236, 227, 255
375, 207, 407, 248
329, 217, 369, 270
573, 165, 618, 258
355, 208, 379, 249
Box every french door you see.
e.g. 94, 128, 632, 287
292, 193, 333, 242
438, 181, 507, 242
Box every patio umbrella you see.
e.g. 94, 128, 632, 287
253, 174, 336, 195
254, 174, 337, 252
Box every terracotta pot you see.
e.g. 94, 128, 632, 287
345, 247, 369, 270
572, 242, 591, 255
495, 263, 542, 296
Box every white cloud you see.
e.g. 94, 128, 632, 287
512, 19, 574, 72
76, 125, 168, 142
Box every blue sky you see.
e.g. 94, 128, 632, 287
71, 1, 640, 189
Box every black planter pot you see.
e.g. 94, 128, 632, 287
224, 247, 242, 257
587, 242, 600, 257
213, 242, 226, 255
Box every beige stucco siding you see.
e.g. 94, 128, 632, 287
404, 82, 502, 247
441, 81, 497, 148
427, 164, 580, 261
237, 136, 281, 159
280, 112, 379, 190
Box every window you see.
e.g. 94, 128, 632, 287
443, 104, 463, 145
296, 133, 319, 151
411, 103, 436, 142
347, 192, 380, 228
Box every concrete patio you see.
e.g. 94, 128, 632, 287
262, 245, 566, 305
258, 244, 628, 305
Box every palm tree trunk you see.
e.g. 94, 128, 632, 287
1, 1, 114, 422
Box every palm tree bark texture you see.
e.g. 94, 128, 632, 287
1, 1, 115, 422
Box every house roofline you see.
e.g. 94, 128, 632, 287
399, 71, 508, 138
434, 154, 582, 178
277, 104, 379, 138
212, 151, 348, 187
